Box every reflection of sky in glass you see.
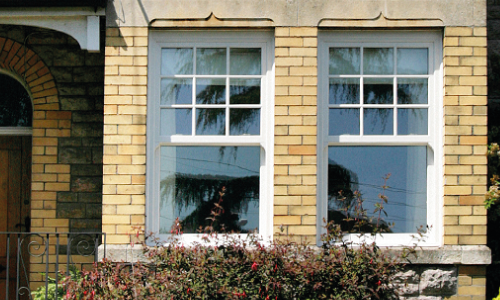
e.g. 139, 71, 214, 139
328, 146, 427, 233
161, 109, 192, 135
161, 78, 192, 105
159, 146, 260, 234
0, 74, 32, 127
397, 48, 428, 75
398, 109, 428, 135
329, 109, 359, 135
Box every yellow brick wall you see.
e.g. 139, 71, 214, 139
102, 27, 148, 244
99, 24, 489, 298
100, 26, 489, 248
457, 266, 487, 300
443, 27, 488, 246
273, 27, 318, 243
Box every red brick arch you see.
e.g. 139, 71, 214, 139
0, 37, 59, 111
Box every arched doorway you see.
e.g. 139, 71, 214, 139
0, 72, 32, 299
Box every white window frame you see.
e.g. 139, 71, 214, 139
147, 31, 275, 244
317, 31, 443, 247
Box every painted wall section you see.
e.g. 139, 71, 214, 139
105, 0, 486, 27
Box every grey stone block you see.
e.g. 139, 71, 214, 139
71, 176, 102, 192
57, 203, 85, 219
419, 268, 457, 295
59, 147, 92, 164
60, 97, 94, 111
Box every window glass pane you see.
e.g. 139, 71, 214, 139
397, 78, 428, 104
159, 146, 260, 234
364, 78, 393, 104
397, 48, 428, 75
363, 48, 394, 75
230, 109, 260, 135
230, 79, 260, 105
196, 48, 227, 75
161, 78, 192, 105
398, 109, 428, 135
161, 109, 192, 135
196, 78, 226, 104
329, 109, 360, 135
328, 146, 427, 233
329, 48, 360, 75
196, 108, 225, 135
329, 78, 360, 104
161, 48, 193, 75
0, 75, 32, 127
230, 48, 261, 75
364, 108, 393, 135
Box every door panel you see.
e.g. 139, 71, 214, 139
0, 136, 31, 300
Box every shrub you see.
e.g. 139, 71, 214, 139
32, 266, 82, 300
64, 184, 417, 300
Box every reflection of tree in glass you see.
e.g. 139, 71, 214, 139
364, 109, 391, 134
197, 48, 226, 75
363, 80, 392, 133
195, 82, 260, 135
230, 48, 261, 75
398, 81, 426, 104
230, 83, 259, 104
364, 83, 392, 105
398, 80, 427, 121
329, 48, 360, 74
196, 83, 225, 105
329, 80, 359, 104
196, 108, 225, 135
162, 48, 194, 75
327, 160, 392, 233
161, 79, 191, 105
328, 160, 358, 220
0, 75, 32, 127
160, 173, 259, 233
230, 109, 259, 134
363, 48, 393, 75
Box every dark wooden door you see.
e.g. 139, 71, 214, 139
0, 136, 31, 300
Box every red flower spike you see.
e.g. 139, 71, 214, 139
251, 262, 258, 271
377, 280, 381, 286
